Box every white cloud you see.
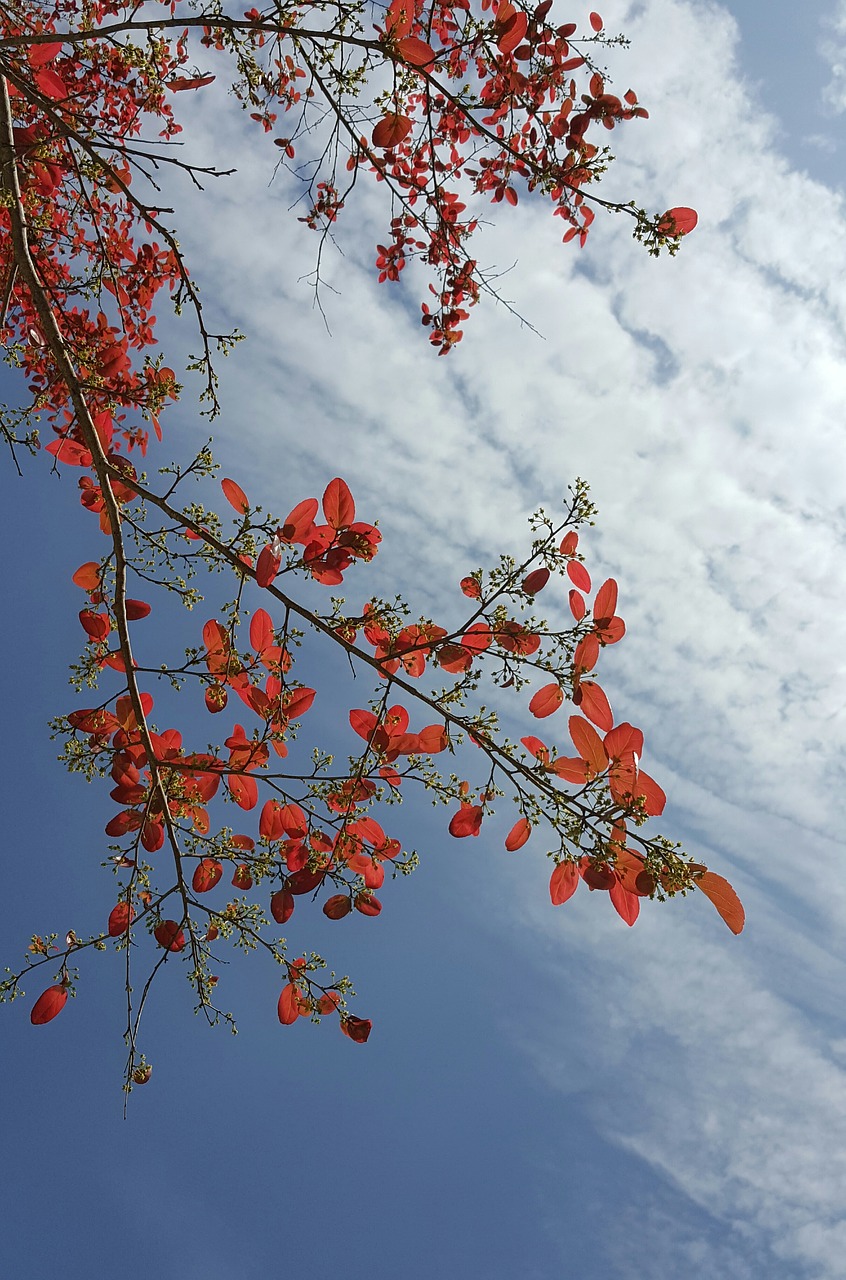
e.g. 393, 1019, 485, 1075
820, 0, 846, 113
155, 1, 846, 1273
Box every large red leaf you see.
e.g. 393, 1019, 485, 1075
107, 901, 135, 936
657, 207, 698, 236
575, 680, 613, 732
396, 35, 435, 65
549, 861, 579, 905
609, 878, 640, 926
567, 561, 591, 592
323, 477, 355, 529
695, 871, 745, 934
227, 773, 258, 810
30, 985, 68, 1025
250, 608, 274, 655
221, 477, 250, 513
633, 769, 666, 816
448, 804, 483, 838
568, 716, 607, 774
372, 113, 413, 149
277, 983, 302, 1025
592, 577, 618, 622
154, 920, 186, 951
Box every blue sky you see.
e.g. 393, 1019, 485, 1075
3, 2, 846, 1277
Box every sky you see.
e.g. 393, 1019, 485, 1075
3, 1, 846, 1277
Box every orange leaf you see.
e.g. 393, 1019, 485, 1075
72, 562, 100, 591
396, 35, 435, 65
227, 773, 258, 810
221, 477, 250, 513
695, 871, 745, 934
497, 10, 528, 54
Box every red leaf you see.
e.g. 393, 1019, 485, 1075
505, 817, 531, 851
568, 589, 586, 621
568, 716, 607, 774
192, 858, 223, 893
250, 608, 274, 654
657, 207, 698, 236
28, 42, 63, 67
341, 1015, 372, 1043
124, 599, 151, 620
205, 685, 228, 714
270, 888, 295, 923
633, 769, 666, 817
560, 531, 579, 555
227, 773, 258, 810
448, 804, 483, 838
35, 67, 67, 99
30, 985, 68, 1025
396, 35, 435, 65
322, 477, 355, 529
529, 683, 564, 719
497, 10, 528, 54
522, 567, 550, 595
221, 477, 250, 513
589, 11, 603, 32
277, 983, 302, 1024
575, 680, 613, 732
372, 113, 413, 149
695, 871, 745, 934
567, 561, 591, 592
169, 74, 215, 91
573, 634, 599, 674
593, 577, 618, 622
604, 722, 644, 759
549, 756, 589, 784
460, 576, 481, 598
79, 609, 110, 642
461, 623, 492, 653
609, 878, 640, 925
550, 861, 580, 905
256, 545, 281, 588
521, 735, 549, 764
107, 901, 135, 936
354, 892, 382, 917
323, 894, 352, 920
154, 920, 186, 951
232, 864, 253, 890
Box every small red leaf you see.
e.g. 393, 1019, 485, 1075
505, 817, 531, 851
323, 894, 352, 920
567, 561, 591, 592
460, 575, 481, 598
522, 567, 550, 595
107, 901, 135, 936
568, 590, 586, 621
589, 11, 603, 32
609, 878, 640, 926
169, 74, 215, 91
192, 858, 223, 893
154, 920, 186, 951
372, 113, 413, 149
592, 577, 618, 622
277, 983, 302, 1024
568, 716, 607, 774
448, 805, 483, 838
575, 680, 613, 732
657, 207, 698, 236
72, 562, 100, 592
529, 683, 564, 719
124, 599, 151, 620
695, 871, 745, 934
341, 1015, 372, 1043
550, 861, 580, 905
256, 545, 281, 588
221, 478, 250, 513
250, 608, 274, 654
270, 888, 295, 923
30, 985, 68, 1025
